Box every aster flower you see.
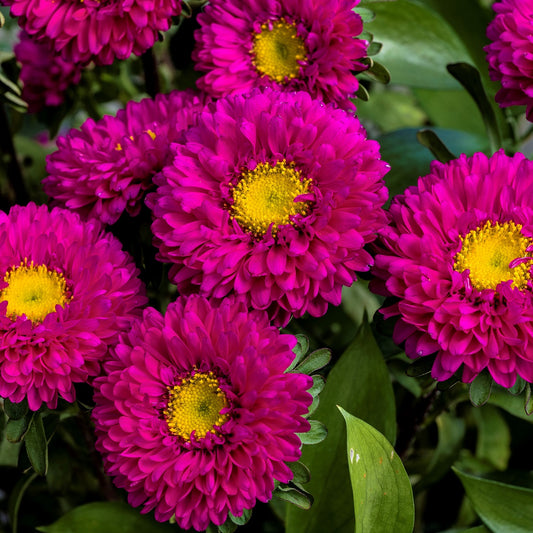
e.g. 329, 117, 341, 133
2, 0, 181, 65
485, 0, 533, 121
192, 0, 368, 110
44, 90, 209, 225
92, 295, 312, 531
0, 203, 147, 411
147, 88, 389, 326
14, 30, 83, 113
371, 150, 533, 388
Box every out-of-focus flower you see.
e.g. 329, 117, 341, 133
0, 203, 147, 411
2, 0, 181, 65
371, 150, 533, 388
485, 0, 533, 120
147, 88, 389, 326
92, 295, 312, 531
44, 90, 209, 225
14, 30, 83, 113
192, 0, 368, 110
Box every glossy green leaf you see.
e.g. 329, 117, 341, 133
339, 407, 414, 533
362, 0, 472, 88
454, 467, 533, 533
24, 412, 48, 476
36, 502, 177, 533
286, 322, 396, 533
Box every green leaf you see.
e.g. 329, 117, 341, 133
8, 472, 38, 533
24, 412, 48, 476
291, 348, 331, 375
288, 461, 311, 485
469, 372, 493, 407
361, 0, 473, 89
339, 407, 414, 533
488, 385, 533, 423
286, 322, 396, 533
308, 375, 326, 398
353, 6, 375, 23
446, 63, 502, 153
454, 467, 533, 533
415, 412, 465, 493
36, 502, 178, 533
6, 414, 32, 443
416, 129, 457, 163
3, 398, 28, 420
473, 406, 511, 472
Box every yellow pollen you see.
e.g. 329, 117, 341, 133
453, 220, 533, 291
163, 371, 229, 441
230, 160, 312, 236
0, 261, 71, 323
145, 129, 156, 140
252, 19, 307, 82
115, 142, 122, 151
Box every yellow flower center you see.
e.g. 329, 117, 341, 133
252, 19, 307, 82
163, 371, 229, 441
230, 160, 312, 236
0, 261, 71, 323
453, 220, 533, 291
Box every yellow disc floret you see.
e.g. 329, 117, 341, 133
252, 19, 307, 82
230, 160, 312, 236
453, 220, 533, 291
164, 371, 229, 441
0, 260, 71, 323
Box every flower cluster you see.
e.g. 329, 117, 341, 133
147, 88, 389, 326
371, 151, 533, 388
14, 30, 83, 113
92, 295, 312, 531
0, 203, 146, 411
2, 0, 181, 65
44, 90, 209, 224
193, 0, 368, 110
485, 0, 533, 121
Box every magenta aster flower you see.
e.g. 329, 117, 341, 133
44, 90, 209, 225
485, 0, 533, 121
92, 295, 312, 531
147, 88, 389, 326
14, 30, 83, 113
0, 203, 147, 411
3, 0, 181, 65
192, 0, 368, 110
371, 150, 533, 388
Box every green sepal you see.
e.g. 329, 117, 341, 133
298, 420, 327, 445
353, 6, 375, 23
6, 413, 32, 443
469, 371, 493, 407
228, 508, 252, 527
290, 348, 331, 375
273, 482, 313, 510
288, 461, 311, 485
287, 334, 310, 372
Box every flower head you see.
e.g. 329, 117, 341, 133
44, 90, 209, 225
14, 30, 83, 113
371, 150, 533, 388
0, 203, 147, 410
485, 0, 533, 121
192, 0, 368, 110
147, 88, 389, 326
3, 0, 181, 65
92, 295, 312, 531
